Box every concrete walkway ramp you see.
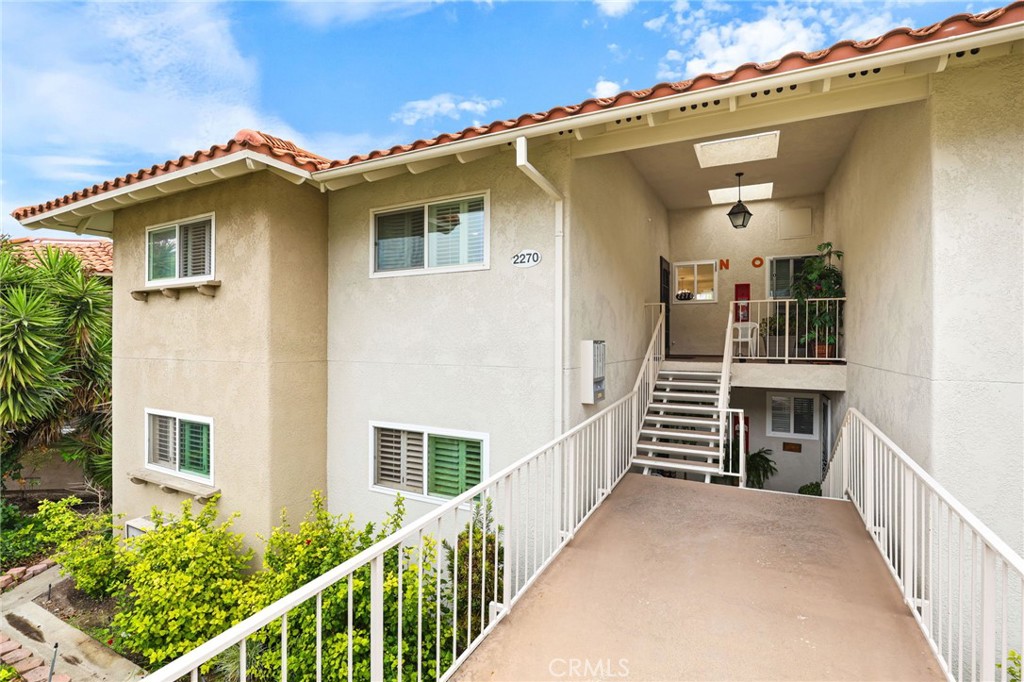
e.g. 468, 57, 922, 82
454, 474, 942, 681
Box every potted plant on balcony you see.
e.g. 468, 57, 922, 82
758, 314, 787, 360
792, 242, 845, 359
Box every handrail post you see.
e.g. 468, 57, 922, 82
738, 412, 747, 488
840, 421, 850, 499
863, 422, 875, 531
370, 555, 384, 682
981, 544, 996, 678
784, 300, 791, 364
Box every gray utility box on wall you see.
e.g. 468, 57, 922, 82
580, 340, 607, 404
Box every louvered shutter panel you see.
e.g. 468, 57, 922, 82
375, 429, 424, 492
376, 210, 424, 271
179, 420, 210, 477
179, 220, 212, 278
428, 436, 482, 498
770, 396, 792, 434
793, 397, 815, 435
148, 414, 176, 469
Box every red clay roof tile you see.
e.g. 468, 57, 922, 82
8, 237, 113, 275
11, 1, 1023, 223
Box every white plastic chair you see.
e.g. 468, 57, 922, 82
732, 322, 760, 358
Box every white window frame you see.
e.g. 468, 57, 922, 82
144, 408, 215, 484
367, 420, 489, 506
766, 392, 819, 440
144, 212, 216, 286
765, 253, 815, 300
672, 259, 718, 304
368, 191, 490, 278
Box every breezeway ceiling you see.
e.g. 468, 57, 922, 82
625, 111, 866, 210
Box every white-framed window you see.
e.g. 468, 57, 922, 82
766, 393, 818, 440
145, 409, 214, 483
673, 260, 717, 303
146, 214, 214, 285
370, 193, 488, 277
369, 422, 487, 501
767, 255, 811, 299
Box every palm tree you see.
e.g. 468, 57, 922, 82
0, 240, 112, 492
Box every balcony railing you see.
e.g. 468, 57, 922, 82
144, 307, 666, 682
730, 298, 846, 363
824, 409, 1024, 681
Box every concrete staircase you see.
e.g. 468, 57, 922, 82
633, 361, 724, 480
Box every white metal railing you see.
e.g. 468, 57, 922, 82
823, 409, 1024, 681
719, 409, 747, 485
146, 308, 666, 682
632, 303, 666, 446
730, 298, 846, 362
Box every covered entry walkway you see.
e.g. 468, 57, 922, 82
454, 474, 942, 681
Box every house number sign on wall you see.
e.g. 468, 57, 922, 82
511, 249, 542, 268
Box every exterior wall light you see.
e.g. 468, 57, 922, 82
728, 172, 753, 229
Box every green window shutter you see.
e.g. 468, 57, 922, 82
178, 420, 210, 477
428, 436, 482, 498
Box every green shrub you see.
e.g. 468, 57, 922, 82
1000, 650, 1022, 682
0, 499, 47, 570
241, 492, 453, 681
441, 500, 504, 655
798, 482, 822, 496
0, 663, 19, 682
112, 496, 252, 667
35, 496, 124, 597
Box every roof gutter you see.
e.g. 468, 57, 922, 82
515, 137, 566, 438
310, 21, 1023, 183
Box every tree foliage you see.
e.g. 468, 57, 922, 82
0, 239, 112, 486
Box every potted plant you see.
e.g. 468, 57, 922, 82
792, 242, 845, 359
758, 314, 789, 360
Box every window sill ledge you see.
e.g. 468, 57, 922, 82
128, 468, 219, 502
130, 280, 221, 301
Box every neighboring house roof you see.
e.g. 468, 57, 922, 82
11, 0, 1023, 224
7, 237, 113, 276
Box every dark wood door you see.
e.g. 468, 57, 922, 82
659, 257, 671, 356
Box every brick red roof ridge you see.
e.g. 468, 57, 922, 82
324, 1, 1023, 169
12, 130, 329, 221
12, 1, 1023, 222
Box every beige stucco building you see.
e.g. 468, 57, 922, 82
13, 7, 1023, 560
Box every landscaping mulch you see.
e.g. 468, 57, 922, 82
32, 578, 114, 635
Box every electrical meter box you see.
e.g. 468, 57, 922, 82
580, 340, 607, 404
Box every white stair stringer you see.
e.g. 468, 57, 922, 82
634, 363, 725, 481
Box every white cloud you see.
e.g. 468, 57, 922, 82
590, 79, 621, 99
285, 0, 437, 26
594, 0, 638, 18
645, 1, 909, 81
390, 94, 504, 126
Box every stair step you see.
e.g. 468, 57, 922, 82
639, 427, 721, 441
647, 402, 722, 414
659, 369, 721, 377
655, 380, 719, 390
636, 440, 721, 457
632, 455, 720, 474
652, 391, 720, 402
644, 414, 720, 428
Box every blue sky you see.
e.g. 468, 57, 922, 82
2, 0, 983, 238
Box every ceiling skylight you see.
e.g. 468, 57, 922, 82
694, 131, 781, 168
708, 182, 774, 205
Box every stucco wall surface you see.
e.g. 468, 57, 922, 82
567, 153, 669, 426
926, 53, 1024, 552
668, 195, 825, 355
326, 146, 560, 525
825, 53, 1024, 553
112, 172, 328, 550
823, 100, 934, 470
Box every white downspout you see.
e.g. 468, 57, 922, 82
515, 136, 565, 437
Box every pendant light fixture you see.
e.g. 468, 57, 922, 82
727, 172, 753, 229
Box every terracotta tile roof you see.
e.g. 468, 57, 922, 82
12, 1, 1023, 223
7, 237, 113, 275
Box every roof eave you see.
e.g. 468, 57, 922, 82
17, 149, 314, 232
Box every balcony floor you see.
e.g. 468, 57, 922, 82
453, 474, 942, 681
